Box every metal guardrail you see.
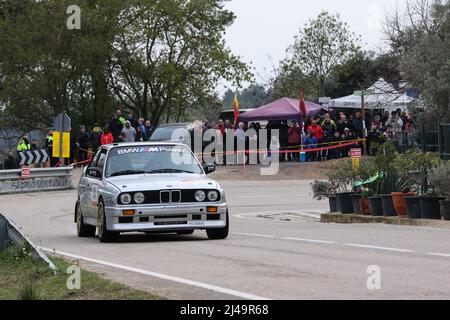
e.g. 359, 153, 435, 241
0, 167, 74, 194
0, 166, 73, 181
0, 213, 57, 270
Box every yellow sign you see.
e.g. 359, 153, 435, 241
352, 158, 360, 170
53, 132, 71, 158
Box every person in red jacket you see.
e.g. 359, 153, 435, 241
101, 128, 114, 145
287, 120, 301, 161
306, 118, 323, 142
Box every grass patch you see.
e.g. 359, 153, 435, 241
0, 244, 161, 300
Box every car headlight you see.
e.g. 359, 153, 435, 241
195, 190, 206, 202
134, 192, 145, 204
208, 191, 219, 202
120, 193, 132, 205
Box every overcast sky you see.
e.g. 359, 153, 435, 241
223, 0, 408, 88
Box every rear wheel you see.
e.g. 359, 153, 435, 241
76, 201, 96, 237
97, 201, 120, 243
206, 211, 229, 240
177, 230, 195, 235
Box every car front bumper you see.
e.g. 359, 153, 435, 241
105, 202, 228, 232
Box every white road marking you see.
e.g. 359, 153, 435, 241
40, 247, 271, 301
233, 213, 260, 221
234, 232, 277, 239
283, 237, 336, 245
425, 253, 450, 258
343, 244, 415, 253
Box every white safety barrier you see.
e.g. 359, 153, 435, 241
0, 167, 73, 194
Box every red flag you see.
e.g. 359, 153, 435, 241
299, 89, 307, 119
233, 94, 239, 127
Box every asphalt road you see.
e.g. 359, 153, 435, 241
2, 178, 450, 300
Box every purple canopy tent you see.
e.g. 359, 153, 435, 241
238, 97, 327, 123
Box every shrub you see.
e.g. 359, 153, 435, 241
310, 180, 336, 200
429, 161, 450, 198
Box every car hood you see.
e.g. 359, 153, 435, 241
105, 174, 220, 192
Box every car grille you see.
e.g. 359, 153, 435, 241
117, 189, 221, 205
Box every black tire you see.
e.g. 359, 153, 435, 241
206, 211, 229, 240
97, 201, 120, 243
76, 201, 96, 238
177, 230, 195, 235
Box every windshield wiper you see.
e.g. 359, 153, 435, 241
147, 169, 195, 174
109, 170, 150, 177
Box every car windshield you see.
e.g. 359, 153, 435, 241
150, 126, 187, 141
105, 145, 203, 177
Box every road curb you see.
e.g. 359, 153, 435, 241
321, 213, 450, 230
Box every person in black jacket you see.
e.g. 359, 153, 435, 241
108, 110, 124, 142
76, 126, 90, 162
4, 151, 19, 169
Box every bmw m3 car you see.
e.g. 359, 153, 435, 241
75, 143, 229, 242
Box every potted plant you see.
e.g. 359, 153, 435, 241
381, 194, 396, 217
360, 187, 375, 215
326, 160, 357, 214
392, 149, 438, 216
429, 161, 450, 220
311, 180, 337, 213
404, 195, 421, 219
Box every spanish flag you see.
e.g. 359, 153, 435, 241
299, 89, 307, 119
233, 94, 239, 127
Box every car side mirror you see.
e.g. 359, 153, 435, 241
87, 167, 102, 179
203, 164, 216, 175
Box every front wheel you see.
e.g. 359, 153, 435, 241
76, 201, 96, 237
206, 211, 229, 240
97, 202, 120, 243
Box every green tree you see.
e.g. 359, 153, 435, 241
280, 11, 361, 101
222, 84, 270, 110
109, 0, 252, 124
385, 0, 450, 121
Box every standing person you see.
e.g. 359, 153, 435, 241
386, 111, 403, 150
127, 111, 138, 130
287, 120, 301, 161
121, 121, 136, 142
4, 151, 19, 169
143, 120, 155, 141
101, 128, 114, 145
321, 114, 336, 137
90, 126, 102, 151
135, 126, 143, 142
108, 110, 125, 142
336, 113, 353, 135
17, 135, 31, 152
303, 131, 318, 162
279, 121, 289, 162
306, 118, 324, 142
269, 135, 280, 162
76, 126, 90, 163
224, 119, 234, 133
235, 122, 246, 165
352, 111, 364, 139
45, 131, 57, 167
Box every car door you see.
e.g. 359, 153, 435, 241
86, 149, 108, 220
79, 150, 101, 220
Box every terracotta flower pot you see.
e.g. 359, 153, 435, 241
391, 192, 416, 216
359, 197, 371, 215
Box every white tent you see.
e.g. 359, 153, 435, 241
330, 78, 418, 112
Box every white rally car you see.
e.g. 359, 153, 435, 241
75, 143, 229, 242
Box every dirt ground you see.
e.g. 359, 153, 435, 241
208, 160, 338, 181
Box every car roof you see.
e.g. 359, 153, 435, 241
101, 142, 186, 150
157, 123, 191, 128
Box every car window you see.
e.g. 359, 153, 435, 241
151, 127, 187, 141
105, 145, 203, 177
97, 149, 108, 172
88, 149, 102, 169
